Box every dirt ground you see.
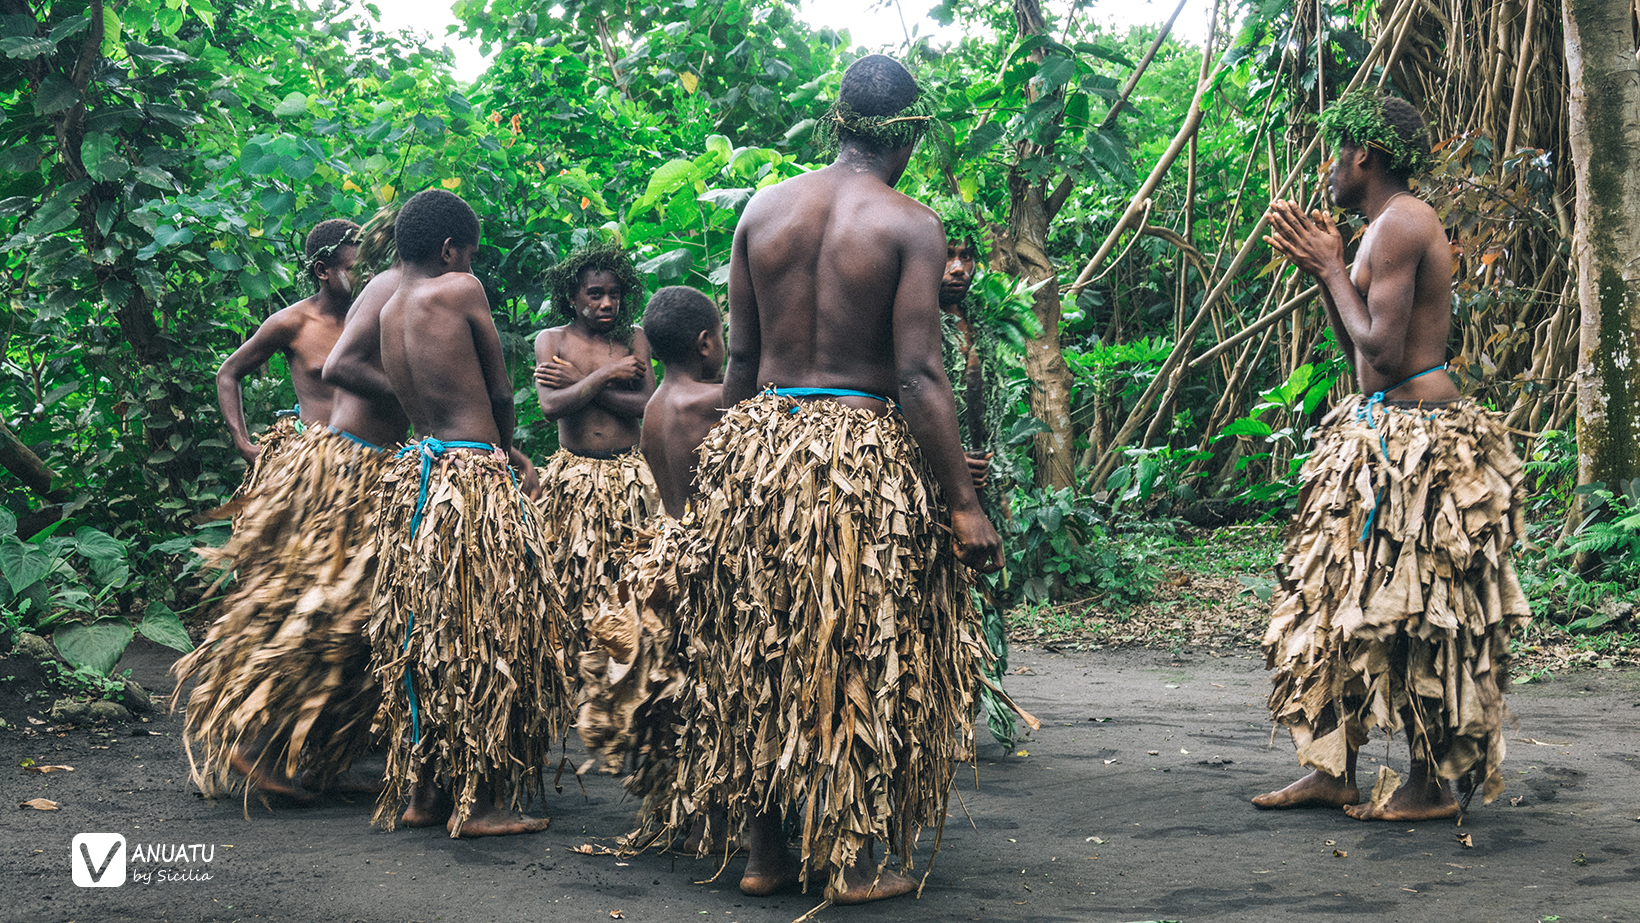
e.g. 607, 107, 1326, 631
4, 637, 1637, 923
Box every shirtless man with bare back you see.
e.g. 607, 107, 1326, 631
1254, 89, 1530, 822
662, 55, 1001, 904
368, 189, 564, 839
216, 219, 359, 469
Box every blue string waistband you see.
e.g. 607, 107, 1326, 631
1353, 364, 1448, 542
274, 402, 301, 418
327, 426, 384, 452
769, 386, 898, 412
394, 437, 500, 745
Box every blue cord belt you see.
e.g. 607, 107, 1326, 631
327, 426, 384, 452
769, 386, 899, 412
1354, 364, 1448, 541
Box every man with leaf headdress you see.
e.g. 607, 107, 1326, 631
660, 54, 1001, 904
928, 195, 1042, 751
1254, 88, 1530, 821
532, 242, 661, 686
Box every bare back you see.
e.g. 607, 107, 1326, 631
1348, 197, 1458, 400
725, 165, 944, 406
281, 303, 346, 422
640, 376, 724, 519
327, 266, 411, 447
379, 271, 509, 446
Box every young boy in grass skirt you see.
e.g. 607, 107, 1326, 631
575, 288, 723, 821
531, 242, 661, 669
1253, 89, 1531, 820
367, 189, 568, 838
177, 220, 382, 802
660, 55, 1003, 904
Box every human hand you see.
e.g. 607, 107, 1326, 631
238, 442, 261, 466
965, 451, 991, 491
601, 354, 645, 384
950, 507, 1003, 574
1262, 200, 1345, 279
534, 356, 584, 390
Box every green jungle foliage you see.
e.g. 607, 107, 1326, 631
0, 0, 1629, 644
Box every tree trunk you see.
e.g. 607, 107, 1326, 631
1564, 0, 1640, 494
1006, 0, 1075, 490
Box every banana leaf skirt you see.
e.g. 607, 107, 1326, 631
1264, 396, 1531, 803
663, 391, 986, 892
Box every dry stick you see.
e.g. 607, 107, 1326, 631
1501, 0, 1538, 154
1085, 0, 1423, 489
1188, 282, 1322, 370
1102, 0, 1190, 130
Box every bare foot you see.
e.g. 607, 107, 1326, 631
401, 782, 453, 828
1343, 781, 1459, 821
449, 806, 552, 838
230, 748, 316, 803
1252, 770, 1360, 810
302, 769, 385, 795
828, 864, 917, 905
739, 848, 802, 896
682, 809, 741, 855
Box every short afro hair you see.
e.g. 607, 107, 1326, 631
394, 189, 480, 265
304, 219, 360, 283
642, 286, 720, 365
543, 240, 644, 344
824, 54, 931, 154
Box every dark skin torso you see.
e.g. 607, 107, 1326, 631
323, 265, 412, 447
532, 324, 653, 455
1264, 145, 1459, 402
216, 299, 346, 463
641, 374, 723, 519
724, 152, 1000, 569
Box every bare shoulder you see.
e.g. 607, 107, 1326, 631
534, 325, 569, 355
628, 327, 651, 359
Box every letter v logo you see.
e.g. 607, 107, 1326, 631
72, 833, 126, 887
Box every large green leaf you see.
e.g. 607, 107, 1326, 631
34, 73, 80, 115
136, 601, 193, 653
0, 35, 54, 59
273, 91, 308, 117
54, 619, 135, 676
73, 527, 129, 589
80, 131, 128, 182
0, 537, 50, 595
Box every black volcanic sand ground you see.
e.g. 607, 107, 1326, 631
4, 637, 1638, 923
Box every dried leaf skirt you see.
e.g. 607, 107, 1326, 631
368, 445, 572, 833
1264, 397, 1531, 803
575, 515, 698, 792
234, 415, 304, 500
175, 427, 389, 797
535, 447, 660, 645
663, 393, 984, 892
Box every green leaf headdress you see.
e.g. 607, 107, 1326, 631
1315, 88, 1432, 178
928, 194, 987, 260
817, 91, 936, 154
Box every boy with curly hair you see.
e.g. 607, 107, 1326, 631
531, 242, 661, 670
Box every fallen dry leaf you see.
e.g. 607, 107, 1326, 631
1324, 840, 1337, 847
25, 765, 74, 774
1147, 750, 1159, 755
19, 798, 59, 811
1509, 796, 1526, 806
1456, 834, 1473, 848
1084, 836, 1106, 844
567, 843, 619, 856
1103, 759, 1117, 765
1515, 738, 1571, 747
1016, 749, 1030, 757
26, 717, 44, 726
1333, 849, 1348, 858
609, 912, 626, 919
1369, 765, 1402, 811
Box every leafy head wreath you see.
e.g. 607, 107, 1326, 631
817, 88, 937, 154
1315, 88, 1432, 178
929, 194, 987, 260
307, 227, 361, 273
355, 203, 401, 279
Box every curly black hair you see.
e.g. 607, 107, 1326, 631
304, 219, 360, 285
394, 189, 480, 264
642, 286, 720, 365
543, 240, 643, 344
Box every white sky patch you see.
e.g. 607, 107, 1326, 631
350, 0, 1217, 85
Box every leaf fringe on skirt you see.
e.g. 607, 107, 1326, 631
651, 392, 986, 894
173, 428, 390, 798
210, 415, 305, 525
575, 515, 698, 791
534, 448, 660, 653
1264, 397, 1531, 804
368, 446, 572, 834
